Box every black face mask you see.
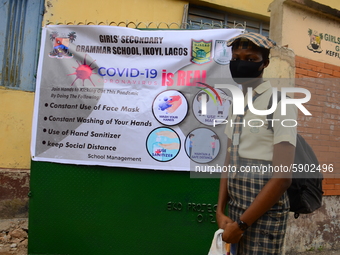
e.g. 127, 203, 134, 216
229, 60, 264, 84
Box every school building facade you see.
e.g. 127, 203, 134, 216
0, 0, 339, 253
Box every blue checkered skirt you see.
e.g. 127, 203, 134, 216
228, 158, 289, 255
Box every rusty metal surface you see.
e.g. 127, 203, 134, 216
0, 0, 44, 91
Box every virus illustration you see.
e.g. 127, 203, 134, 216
68, 55, 97, 86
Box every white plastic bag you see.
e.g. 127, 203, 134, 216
208, 229, 228, 255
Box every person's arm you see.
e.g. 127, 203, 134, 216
216, 138, 234, 229
222, 141, 295, 243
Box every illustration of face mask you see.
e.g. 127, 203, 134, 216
229, 59, 264, 84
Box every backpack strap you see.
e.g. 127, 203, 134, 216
267, 91, 282, 131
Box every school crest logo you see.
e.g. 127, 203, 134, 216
307, 29, 323, 53
214, 40, 230, 65
49, 31, 77, 59
191, 39, 212, 65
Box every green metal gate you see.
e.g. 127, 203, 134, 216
28, 161, 221, 254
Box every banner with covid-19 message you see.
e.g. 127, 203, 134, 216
31, 25, 242, 171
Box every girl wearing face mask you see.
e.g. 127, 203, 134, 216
216, 32, 298, 255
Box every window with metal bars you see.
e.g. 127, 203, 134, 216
0, 0, 44, 91
186, 5, 269, 37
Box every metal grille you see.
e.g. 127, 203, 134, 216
44, 20, 246, 30
187, 5, 269, 36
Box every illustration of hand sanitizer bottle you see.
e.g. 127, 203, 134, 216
153, 136, 164, 161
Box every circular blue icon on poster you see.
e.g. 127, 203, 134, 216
152, 90, 188, 126
146, 127, 181, 162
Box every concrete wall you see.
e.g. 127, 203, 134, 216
285, 196, 340, 253
0, 89, 33, 218
0, 89, 34, 169
264, 46, 296, 89
43, 0, 187, 25
0, 170, 30, 218
270, 0, 340, 67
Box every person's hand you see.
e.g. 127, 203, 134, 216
216, 211, 233, 229
159, 143, 180, 150
167, 96, 182, 113
222, 222, 244, 244
156, 131, 177, 139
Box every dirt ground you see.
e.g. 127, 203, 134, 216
0, 219, 27, 255
296, 251, 340, 255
